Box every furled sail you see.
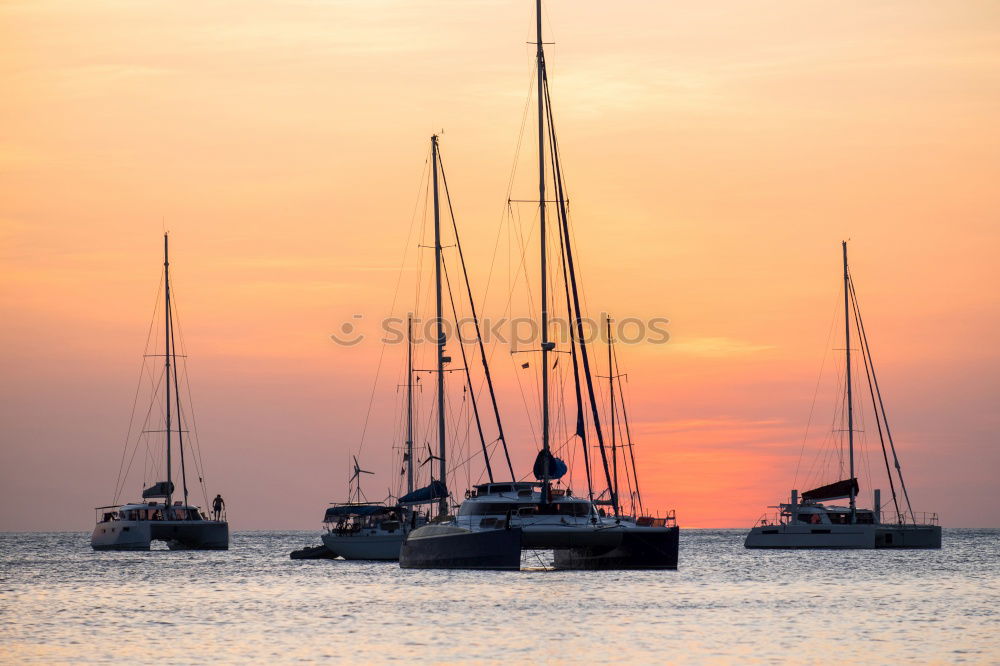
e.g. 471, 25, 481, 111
801, 478, 859, 502
532, 450, 568, 481
398, 480, 448, 506
141, 481, 174, 499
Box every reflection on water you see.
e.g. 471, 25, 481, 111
2, 529, 998, 663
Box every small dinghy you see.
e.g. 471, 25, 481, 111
289, 544, 338, 560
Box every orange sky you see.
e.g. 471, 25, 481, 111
2, 0, 998, 530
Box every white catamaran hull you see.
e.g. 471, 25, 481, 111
321, 532, 404, 560
745, 523, 941, 549
91, 520, 229, 550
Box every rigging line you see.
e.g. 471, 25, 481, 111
166, 282, 190, 506
357, 152, 431, 458
170, 286, 210, 505
451, 437, 501, 474
442, 258, 494, 482
849, 273, 915, 523
136, 352, 171, 492
477, 63, 536, 335
544, 67, 615, 514
811, 318, 849, 488
613, 338, 643, 516
852, 349, 876, 503
438, 152, 515, 481
792, 287, 841, 490
485, 205, 538, 419
114, 271, 163, 503
554, 151, 593, 501
118, 364, 168, 503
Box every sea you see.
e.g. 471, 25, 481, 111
1, 529, 997, 664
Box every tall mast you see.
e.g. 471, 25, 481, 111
163, 233, 173, 507
607, 316, 619, 510
432, 135, 447, 517
536, 0, 552, 500
843, 240, 856, 523
406, 315, 414, 495
168, 296, 189, 507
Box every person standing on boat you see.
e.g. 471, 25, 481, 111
212, 494, 225, 520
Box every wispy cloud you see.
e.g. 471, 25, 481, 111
667, 336, 774, 357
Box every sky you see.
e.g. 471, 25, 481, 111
1, 0, 998, 530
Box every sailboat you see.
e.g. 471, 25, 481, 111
318, 452, 419, 561
319, 320, 434, 561
398, 133, 525, 570
91, 235, 228, 551
322, 135, 499, 561
400, 0, 679, 570
745, 242, 941, 549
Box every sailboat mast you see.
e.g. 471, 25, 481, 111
167, 299, 189, 507
432, 135, 447, 517
163, 233, 173, 508
843, 240, 856, 523
406, 315, 414, 495
536, 0, 552, 500
607, 316, 619, 510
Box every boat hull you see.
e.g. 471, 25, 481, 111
321, 532, 403, 561
400, 526, 523, 570
552, 525, 679, 570
745, 523, 941, 549
91, 520, 229, 550
520, 524, 623, 550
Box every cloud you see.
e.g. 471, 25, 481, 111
667, 336, 775, 357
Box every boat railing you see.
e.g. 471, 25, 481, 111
885, 511, 939, 526
95, 507, 120, 523
754, 512, 783, 528
635, 509, 676, 528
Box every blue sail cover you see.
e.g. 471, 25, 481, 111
398, 480, 448, 505
533, 450, 568, 480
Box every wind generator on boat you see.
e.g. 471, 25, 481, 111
91, 234, 228, 551
745, 242, 941, 549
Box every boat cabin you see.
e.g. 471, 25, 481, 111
458, 483, 597, 530
323, 504, 404, 535
776, 502, 877, 526
96, 502, 206, 523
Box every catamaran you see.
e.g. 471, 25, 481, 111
745, 242, 941, 549
400, 0, 679, 570
91, 235, 228, 551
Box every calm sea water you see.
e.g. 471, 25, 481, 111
1, 529, 997, 664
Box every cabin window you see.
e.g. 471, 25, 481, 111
459, 502, 517, 516
537, 502, 592, 517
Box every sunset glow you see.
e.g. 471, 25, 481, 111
2, 0, 998, 530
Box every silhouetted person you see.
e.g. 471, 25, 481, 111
212, 494, 225, 520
